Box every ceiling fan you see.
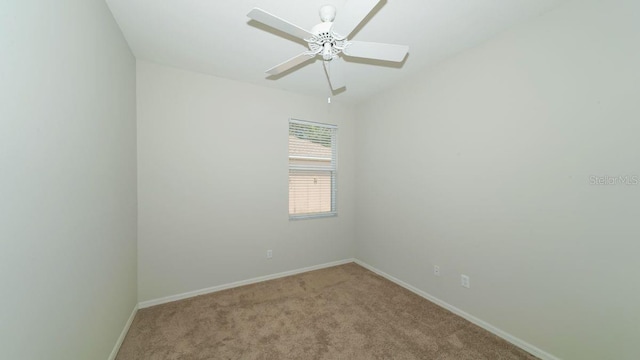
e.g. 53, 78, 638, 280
247, 0, 409, 91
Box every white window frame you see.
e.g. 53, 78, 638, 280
288, 118, 337, 220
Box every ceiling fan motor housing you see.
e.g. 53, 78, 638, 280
308, 22, 348, 61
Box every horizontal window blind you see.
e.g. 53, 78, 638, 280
289, 119, 337, 218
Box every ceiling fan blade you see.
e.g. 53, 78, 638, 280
343, 41, 408, 62
323, 59, 346, 90
331, 0, 381, 39
266, 52, 315, 76
247, 8, 314, 40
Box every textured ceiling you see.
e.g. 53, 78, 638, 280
106, 0, 566, 103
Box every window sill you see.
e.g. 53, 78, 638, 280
289, 212, 337, 221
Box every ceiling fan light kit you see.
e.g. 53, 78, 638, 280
247, 0, 409, 92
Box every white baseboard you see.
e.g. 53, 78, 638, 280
138, 258, 356, 309
108, 303, 138, 360
134, 258, 558, 359
353, 259, 561, 360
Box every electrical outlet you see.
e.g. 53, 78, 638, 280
433, 265, 440, 276
461, 274, 470, 288
267, 250, 273, 259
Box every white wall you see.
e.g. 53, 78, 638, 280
355, 1, 640, 359
136, 61, 356, 302
0, 1, 137, 359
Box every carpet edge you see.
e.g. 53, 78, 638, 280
353, 259, 562, 360
138, 258, 356, 309
108, 303, 138, 360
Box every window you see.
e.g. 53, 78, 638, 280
288, 119, 337, 219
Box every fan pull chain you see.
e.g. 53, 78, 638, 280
326, 88, 333, 123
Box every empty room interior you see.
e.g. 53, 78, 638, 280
2, 0, 639, 359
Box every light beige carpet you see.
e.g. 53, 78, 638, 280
117, 263, 538, 360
